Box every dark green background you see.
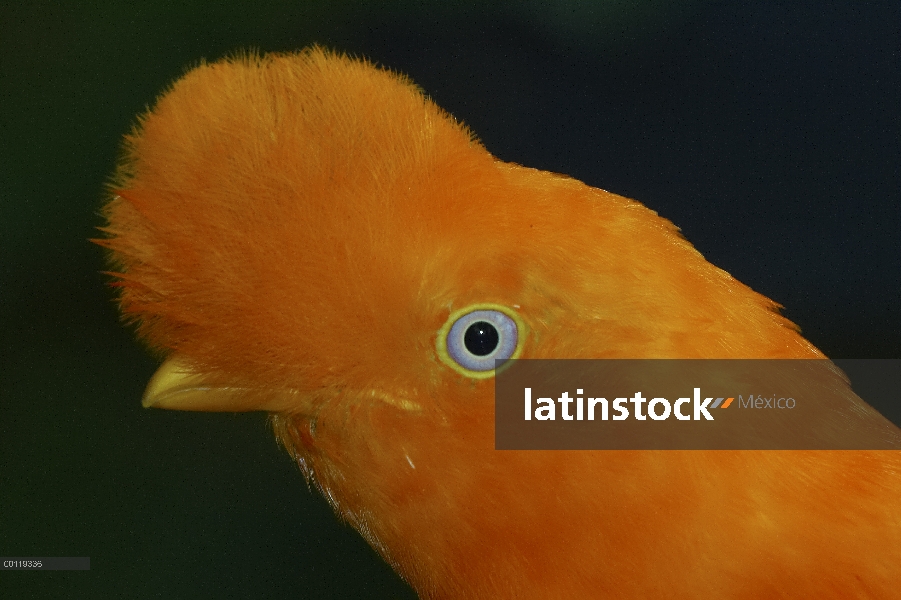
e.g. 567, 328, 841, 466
2, 1, 899, 598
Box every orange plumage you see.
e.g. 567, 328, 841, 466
98, 48, 901, 598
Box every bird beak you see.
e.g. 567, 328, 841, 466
142, 355, 291, 412
142, 355, 422, 414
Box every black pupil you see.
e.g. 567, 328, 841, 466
464, 321, 500, 356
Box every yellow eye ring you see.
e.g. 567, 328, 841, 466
436, 303, 526, 379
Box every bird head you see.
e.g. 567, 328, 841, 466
100, 47, 820, 409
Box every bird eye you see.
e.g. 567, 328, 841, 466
438, 305, 523, 378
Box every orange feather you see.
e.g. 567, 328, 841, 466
99, 48, 901, 598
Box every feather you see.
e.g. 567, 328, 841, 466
98, 47, 901, 598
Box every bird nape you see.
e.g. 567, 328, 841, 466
95, 47, 901, 599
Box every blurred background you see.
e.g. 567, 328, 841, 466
1, 1, 899, 598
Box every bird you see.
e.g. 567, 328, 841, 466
96, 47, 901, 598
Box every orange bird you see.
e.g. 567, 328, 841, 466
98, 48, 901, 598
